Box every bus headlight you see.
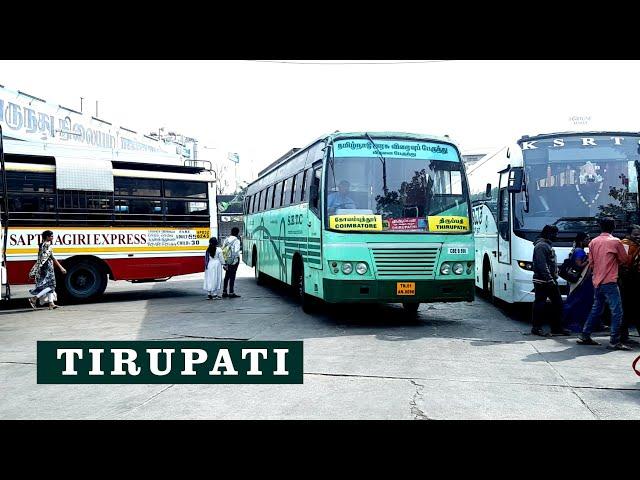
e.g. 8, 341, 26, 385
342, 262, 353, 275
453, 263, 464, 275
356, 262, 368, 275
517, 260, 533, 271
440, 262, 451, 275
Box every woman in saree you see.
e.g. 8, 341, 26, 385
28, 230, 67, 310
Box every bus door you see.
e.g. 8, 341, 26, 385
496, 168, 512, 298
307, 162, 323, 272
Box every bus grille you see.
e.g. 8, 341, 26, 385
371, 247, 440, 278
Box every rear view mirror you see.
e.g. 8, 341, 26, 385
485, 183, 492, 198
507, 168, 524, 193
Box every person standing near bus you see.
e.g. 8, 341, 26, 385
203, 237, 224, 300
28, 230, 67, 310
577, 217, 631, 350
562, 232, 593, 332
222, 227, 242, 298
531, 225, 571, 336
619, 225, 640, 345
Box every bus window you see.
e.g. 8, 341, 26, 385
7, 171, 55, 193
263, 186, 271, 211
498, 188, 510, 241
257, 190, 263, 212
310, 167, 322, 212
301, 169, 312, 202
294, 171, 304, 202
6, 171, 57, 225
164, 180, 207, 199
282, 177, 293, 207
115, 199, 162, 225
115, 177, 161, 197
165, 200, 209, 226
251, 194, 257, 213
274, 182, 283, 208
289, 175, 297, 204
268, 185, 275, 209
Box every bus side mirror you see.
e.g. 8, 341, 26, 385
507, 168, 524, 193
485, 183, 492, 198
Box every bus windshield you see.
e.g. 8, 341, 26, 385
514, 135, 640, 234
327, 138, 470, 233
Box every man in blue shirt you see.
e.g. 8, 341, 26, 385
327, 180, 357, 214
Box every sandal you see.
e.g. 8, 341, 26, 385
48, 304, 60, 310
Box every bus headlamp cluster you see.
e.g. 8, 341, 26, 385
441, 262, 473, 275
517, 260, 534, 271
329, 261, 368, 275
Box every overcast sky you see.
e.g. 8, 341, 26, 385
2, 60, 639, 184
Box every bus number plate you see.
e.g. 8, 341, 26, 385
397, 282, 415, 295
448, 247, 468, 255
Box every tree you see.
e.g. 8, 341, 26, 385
212, 159, 232, 195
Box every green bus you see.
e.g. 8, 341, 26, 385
242, 132, 474, 313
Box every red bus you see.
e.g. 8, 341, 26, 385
0, 132, 217, 302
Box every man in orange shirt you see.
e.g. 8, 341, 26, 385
577, 217, 631, 350
620, 225, 640, 344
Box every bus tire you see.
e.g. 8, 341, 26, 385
402, 302, 420, 316
253, 248, 265, 286
482, 256, 495, 303
60, 259, 108, 303
293, 256, 314, 314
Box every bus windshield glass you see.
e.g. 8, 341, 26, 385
515, 135, 640, 234
327, 138, 470, 233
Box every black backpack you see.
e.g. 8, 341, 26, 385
558, 249, 583, 283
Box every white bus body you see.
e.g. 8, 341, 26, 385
468, 132, 640, 304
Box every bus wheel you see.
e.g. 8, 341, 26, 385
402, 302, 420, 316
482, 257, 495, 303
293, 258, 314, 314
61, 260, 108, 303
253, 249, 265, 285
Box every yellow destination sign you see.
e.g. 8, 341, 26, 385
329, 214, 383, 231
427, 216, 470, 232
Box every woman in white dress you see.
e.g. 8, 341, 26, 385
203, 237, 224, 299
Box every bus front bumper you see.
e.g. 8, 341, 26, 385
322, 278, 474, 303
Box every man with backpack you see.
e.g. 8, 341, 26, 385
222, 227, 242, 298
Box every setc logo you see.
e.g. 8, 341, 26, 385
633, 355, 640, 377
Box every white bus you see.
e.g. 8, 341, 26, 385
0, 130, 217, 303
468, 131, 640, 303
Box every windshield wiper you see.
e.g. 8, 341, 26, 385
365, 132, 388, 196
